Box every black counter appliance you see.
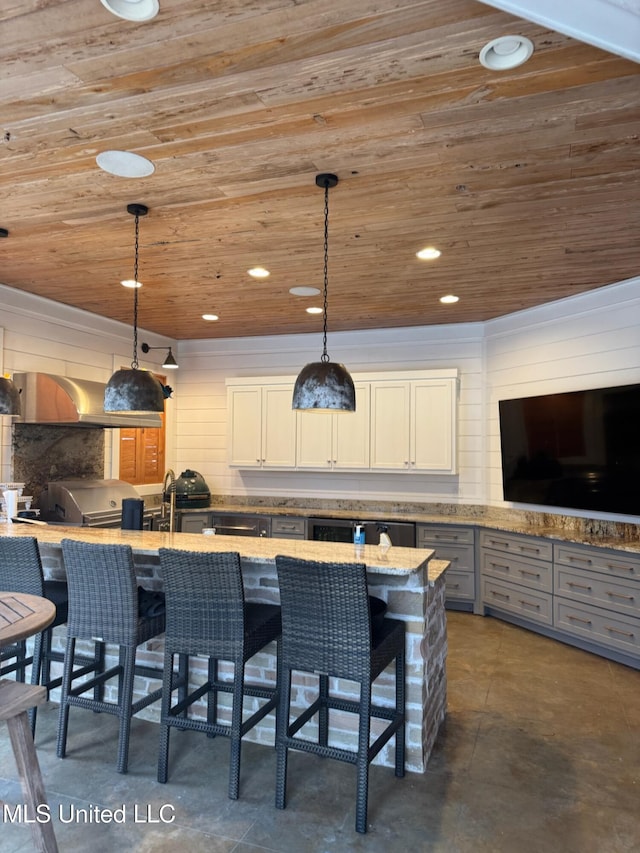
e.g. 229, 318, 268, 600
308, 517, 415, 547
166, 470, 211, 509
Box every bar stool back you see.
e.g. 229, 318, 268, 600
0, 536, 74, 735
56, 539, 166, 773
158, 548, 281, 800
274, 555, 406, 834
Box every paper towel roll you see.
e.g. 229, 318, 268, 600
3, 489, 18, 521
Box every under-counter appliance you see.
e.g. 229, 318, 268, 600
39, 479, 160, 528
308, 517, 416, 547
211, 514, 271, 537
165, 470, 211, 509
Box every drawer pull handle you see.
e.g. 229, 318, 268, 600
449, 583, 460, 589
604, 626, 634, 638
435, 534, 458, 541
519, 570, 541, 579
567, 615, 592, 626
568, 555, 593, 565
488, 539, 509, 549
567, 582, 592, 591
606, 563, 635, 574
518, 545, 541, 554
490, 562, 510, 571
490, 590, 510, 601
518, 599, 541, 610
606, 591, 635, 602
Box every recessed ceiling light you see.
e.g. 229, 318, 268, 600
96, 150, 155, 178
416, 247, 441, 260
121, 278, 142, 289
248, 267, 270, 279
290, 286, 321, 297
306, 306, 323, 314
202, 313, 219, 321
479, 35, 534, 71
440, 294, 459, 304
100, 0, 159, 21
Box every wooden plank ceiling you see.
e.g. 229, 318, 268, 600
0, 0, 638, 341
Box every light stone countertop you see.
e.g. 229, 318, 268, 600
0, 523, 442, 580
197, 503, 640, 553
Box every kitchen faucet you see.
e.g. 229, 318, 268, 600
162, 468, 176, 533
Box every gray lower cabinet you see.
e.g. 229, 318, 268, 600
179, 512, 212, 533
480, 529, 553, 627
271, 516, 307, 540
554, 543, 640, 659
480, 530, 640, 668
417, 524, 476, 609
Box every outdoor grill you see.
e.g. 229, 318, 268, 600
39, 479, 160, 528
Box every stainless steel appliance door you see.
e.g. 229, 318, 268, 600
309, 518, 355, 543
309, 518, 415, 546
211, 515, 271, 537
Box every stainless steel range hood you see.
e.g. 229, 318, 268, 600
14, 373, 163, 428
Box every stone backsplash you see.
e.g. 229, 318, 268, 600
12, 423, 104, 505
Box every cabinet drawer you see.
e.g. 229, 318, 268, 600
555, 567, 640, 619
482, 578, 552, 626
427, 543, 474, 573
554, 598, 640, 657
480, 529, 553, 562
271, 516, 307, 537
482, 551, 552, 593
554, 544, 640, 580
417, 525, 474, 546
445, 571, 475, 601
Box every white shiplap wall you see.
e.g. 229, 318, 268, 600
2, 276, 639, 522
484, 276, 640, 520
174, 323, 485, 504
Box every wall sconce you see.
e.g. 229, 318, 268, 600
141, 343, 179, 369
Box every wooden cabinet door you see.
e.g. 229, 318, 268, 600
332, 382, 370, 469
369, 380, 411, 469
261, 385, 297, 468
296, 410, 333, 468
119, 423, 165, 485
411, 378, 457, 472
228, 385, 262, 467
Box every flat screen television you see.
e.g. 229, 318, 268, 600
499, 383, 640, 517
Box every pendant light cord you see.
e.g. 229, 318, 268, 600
321, 178, 330, 363
131, 212, 140, 369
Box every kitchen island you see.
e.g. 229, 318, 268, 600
0, 522, 448, 773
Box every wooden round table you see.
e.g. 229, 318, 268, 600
0, 591, 58, 853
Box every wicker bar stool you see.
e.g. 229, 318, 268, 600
56, 539, 169, 774
157, 548, 281, 800
0, 535, 101, 736
274, 556, 406, 834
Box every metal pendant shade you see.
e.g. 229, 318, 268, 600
292, 174, 355, 412
104, 204, 165, 413
0, 376, 21, 416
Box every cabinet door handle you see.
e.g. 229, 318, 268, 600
605, 563, 635, 574
567, 582, 592, 591
605, 591, 635, 602
567, 614, 592, 626
604, 626, 635, 638
518, 599, 541, 610
490, 590, 510, 601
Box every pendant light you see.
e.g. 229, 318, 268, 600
292, 174, 355, 412
141, 342, 179, 369
104, 204, 165, 413
0, 376, 21, 416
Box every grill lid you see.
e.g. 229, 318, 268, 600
40, 479, 141, 524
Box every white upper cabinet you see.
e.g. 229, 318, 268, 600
227, 382, 297, 468
370, 371, 458, 473
296, 382, 370, 469
227, 369, 457, 473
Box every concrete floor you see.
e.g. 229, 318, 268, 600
1, 612, 639, 852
